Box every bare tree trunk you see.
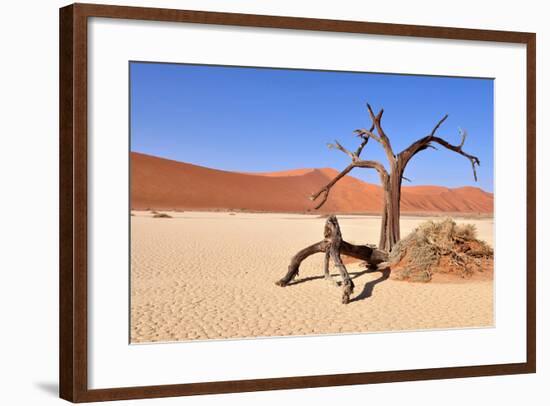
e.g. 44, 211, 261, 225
379, 164, 404, 252
389, 163, 403, 250
378, 202, 389, 251
276, 216, 388, 303
378, 176, 399, 252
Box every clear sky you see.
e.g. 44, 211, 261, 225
130, 62, 494, 192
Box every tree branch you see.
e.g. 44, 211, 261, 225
354, 159, 389, 176
367, 103, 395, 163
310, 160, 388, 210
327, 140, 356, 160
354, 110, 384, 158
310, 164, 355, 209
354, 128, 382, 145
398, 115, 480, 181
353, 121, 375, 157
313, 105, 392, 210
355, 135, 370, 157
430, 136, 480, 181
353, 107, 388, 157
457, 128, 467, 148
430, 114, 449, 137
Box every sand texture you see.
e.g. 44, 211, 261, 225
131, 152, 493, 214
130, 212, 493, 343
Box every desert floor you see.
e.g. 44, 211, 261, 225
130, 212, 494, 343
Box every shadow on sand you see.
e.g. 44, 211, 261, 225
285, 265, 391, 303
286, 268, 371, 286
349, 268, 391, 303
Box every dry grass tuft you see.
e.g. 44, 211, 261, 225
387, 218, 493, 282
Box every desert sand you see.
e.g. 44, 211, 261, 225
130, 212, 493, 343
131, 152, 494, 214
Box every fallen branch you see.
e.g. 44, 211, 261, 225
276, 215, 388, 303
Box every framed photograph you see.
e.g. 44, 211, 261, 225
59, 3, 536, 402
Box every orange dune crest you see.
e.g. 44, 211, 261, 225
131, 152, 493, 214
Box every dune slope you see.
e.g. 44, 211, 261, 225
131, 152, 493, 214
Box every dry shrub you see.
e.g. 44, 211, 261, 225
388, 218, 493, 282
152, 212, 172, 218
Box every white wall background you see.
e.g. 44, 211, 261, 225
0, 0, 545, 405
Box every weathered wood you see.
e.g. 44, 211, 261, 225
323, 251, 331, 279
326, 216, 354, 303
310, 103, 481, 252
276, 240, 329, 286
276, 216, 388, 304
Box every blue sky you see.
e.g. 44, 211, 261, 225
130, 62, 494, 192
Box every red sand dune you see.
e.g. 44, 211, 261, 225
131, 152, 493, 214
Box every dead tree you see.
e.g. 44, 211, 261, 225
310, 103, 481, 252
276, 216, 388, 304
